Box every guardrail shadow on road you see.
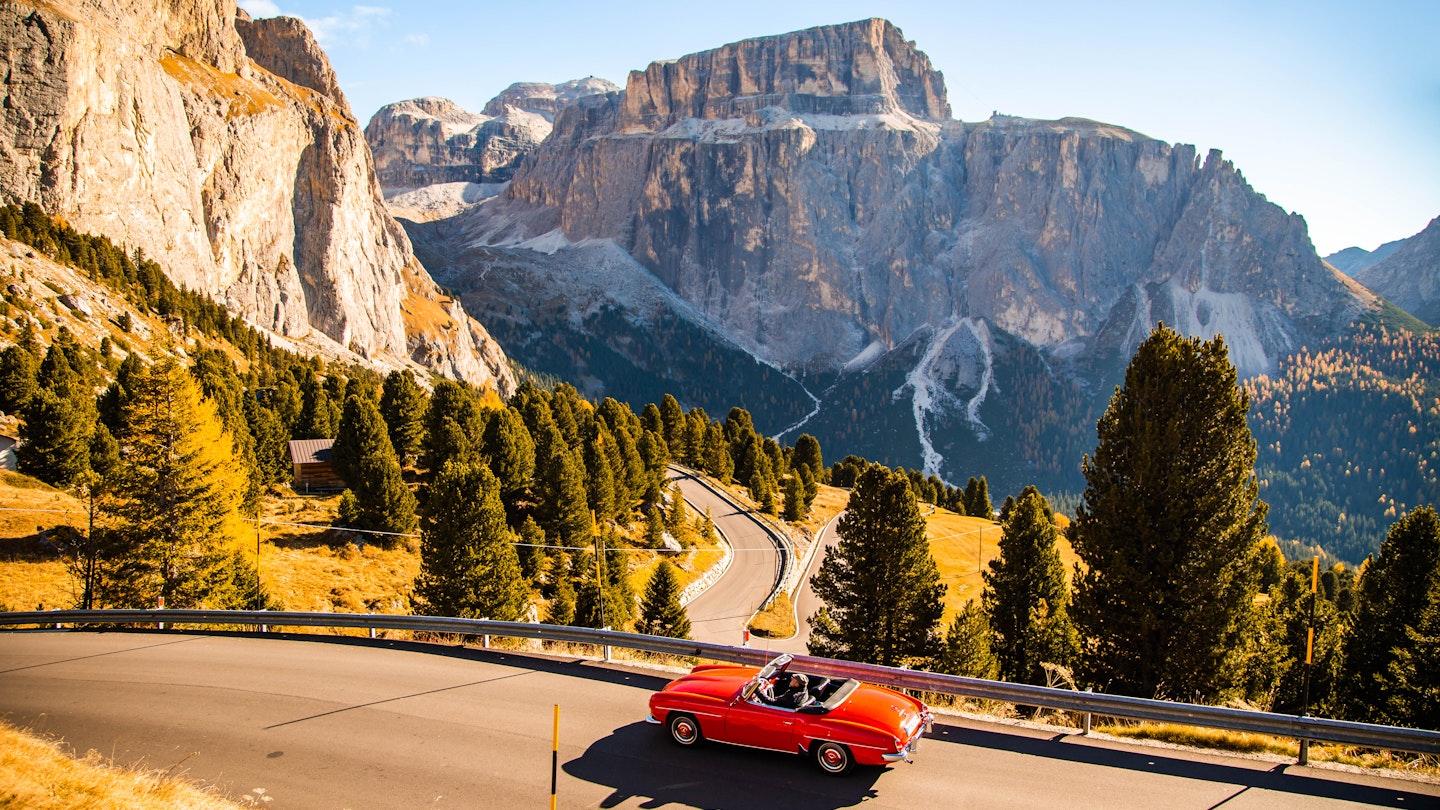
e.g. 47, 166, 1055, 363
101, 626, 681, 693
929, 721, 1430, 807
564, 721, 884, 810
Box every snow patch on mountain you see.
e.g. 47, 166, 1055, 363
900, 318, 996, 478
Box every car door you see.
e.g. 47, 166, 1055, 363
724, 694, 798, 751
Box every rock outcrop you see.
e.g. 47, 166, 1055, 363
0, 0, 512, 392
1352, 215, 1440, 326
365, 97, 548, 190
366, 79, 619, 193
461, 19, 1369, 381
481, 77, 620, 121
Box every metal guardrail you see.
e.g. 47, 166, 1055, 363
4, 609, 1440, 757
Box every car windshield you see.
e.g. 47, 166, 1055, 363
755, 653, 792, 682
744, 653, 793, 701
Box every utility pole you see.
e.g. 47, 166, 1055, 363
254, 501, 264, 611
592, 512, 606, 629
1299, 555, 1318, 765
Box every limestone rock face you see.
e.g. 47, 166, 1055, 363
618, 17, 949, 130
474, 18, 1368, 379
0, 0, 513, 392
481, 77, 621, 121
366, 80, 617, 193
1353, 216, 1440, 326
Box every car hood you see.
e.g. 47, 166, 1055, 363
660, 665, 754, 700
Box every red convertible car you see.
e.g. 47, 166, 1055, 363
647, 653, 933, 775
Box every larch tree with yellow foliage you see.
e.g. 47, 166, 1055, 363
100, 357, 255, 609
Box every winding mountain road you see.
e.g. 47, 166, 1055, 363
2, 631, 1433, 809
666, 467, 781, 646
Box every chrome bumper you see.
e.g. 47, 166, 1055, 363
882, 733, 922, 763
644, 713, 661, 725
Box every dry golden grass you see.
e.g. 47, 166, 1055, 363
159, 54, 284, 119
1096, 721, 1440, 774
0, 720, 246, 810
0, 471, 84, 538
925, 509, 1080, 622
748, 592, 795, 638
0, 472, 85, 611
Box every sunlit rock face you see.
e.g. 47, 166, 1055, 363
453, 18, 1367, 379
0, 0, 512, 391
365, 79, 621, 193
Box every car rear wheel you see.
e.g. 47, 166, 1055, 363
812, 741, 854, 775
667, 712, 702, 747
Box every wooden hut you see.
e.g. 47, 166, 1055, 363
288, 438, 345, 492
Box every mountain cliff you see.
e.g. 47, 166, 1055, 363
1351, 216, 1440, 327
0, 0, 512, 392
365, 79, 619, 194
407, 18, 1382, 494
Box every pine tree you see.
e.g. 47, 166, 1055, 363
245, 396, 290, 486
935, 600, 999, 678
422, 379, 487, 475
379, 370, 428, 466
645, 505, 667, 549
480, 405, 535, 501
1070, 325, 1268, 700
971, 476, 993, 519
575, 535, 632, 630
548, 445, 594, 549
665, 483, 689, 540
102, 358, 248, 608
659, 394, 686, 460
412, 461, 529, 620
808, 464, 945, 666
17, 388, 92, 486
703, 422, 733, 484
546, 554, 577, 625
983, 489, 1077, 685
583, 432, 617, 522
517, 515, 547, 582
331, 395, 417, 541
793, 434, 824, 484
294, 374, 335, 439
638, 561, 691, 638
1334, 506, 1440, 725
783, 472, 808, 522
0, 344, 38, 414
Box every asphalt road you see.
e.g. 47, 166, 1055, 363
2, 631, 1435, 809
766, 513, 842, 656
668, 469, 781, 647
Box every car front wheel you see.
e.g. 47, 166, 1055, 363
812, 741, 854, 775
667, 712, 703, 747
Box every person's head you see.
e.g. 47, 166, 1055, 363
789, 673, 808, 689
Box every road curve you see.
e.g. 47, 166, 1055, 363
765, 512, 843, 655
667, 468, 781, 647
2, 632, 1435, 809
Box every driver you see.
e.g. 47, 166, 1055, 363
784, 673, 810, 707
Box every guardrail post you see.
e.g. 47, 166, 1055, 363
483, 634, 490, 649
1082, 688, 1093, 735
603, 626, 612, 662
1298, 737, 1310, 766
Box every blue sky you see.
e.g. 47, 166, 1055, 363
238, 0, 1439, 256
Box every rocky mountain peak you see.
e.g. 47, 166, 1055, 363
1353, 215, 1440, 326
619, 18, 950, 131
0, 0, 513, 393
482, 77, 621, 121
235, 12, 348, 107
